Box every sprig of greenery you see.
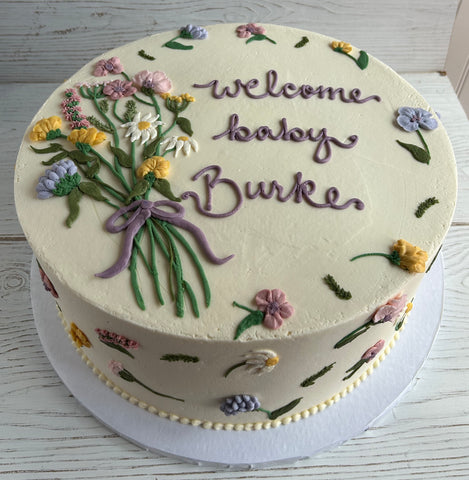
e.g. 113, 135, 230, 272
415, 197, 439, 218
324, 274, 352, 300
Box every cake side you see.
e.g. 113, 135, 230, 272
15, 23, 457, 427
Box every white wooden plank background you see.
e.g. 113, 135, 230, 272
1, 1, 469, 478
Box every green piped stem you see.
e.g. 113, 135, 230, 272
112, 99, 125, 124
350, 251, 400, 266
131, 142, 137, 185
160, 222, 185, 317
89, 147, 131, 193
334, 319, 373, 349
342, 359, 366, 381
182, 280, 200, 317
146, 218, 164, 306
256, 407, 272, 416
416, 129, 430, 155
232, 301, 256, 314
223, 361, 247, 378
165, 223, 211, 308
150, 93, 163, 154
133, 377, 184, 402
130, 227, 146, 310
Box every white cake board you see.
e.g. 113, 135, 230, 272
31, 256, 444, 468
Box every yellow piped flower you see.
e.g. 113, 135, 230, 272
182, 93, 195, 102
331, 41, 352, 54
406, 302, 413, 314
68, 127, 106, 146
159, 92, 171, 100
29, 116, 62, 142
392, 239, 428, 273
136, 156, 170, 179
70, 322, 91, 348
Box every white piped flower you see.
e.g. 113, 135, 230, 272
121, 112, 164, 144
160, 135, 198, 157
244, 349, 279, 375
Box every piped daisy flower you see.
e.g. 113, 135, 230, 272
120, 111, 164, 144
160, 135, 198, 157
224, 349, 280, 377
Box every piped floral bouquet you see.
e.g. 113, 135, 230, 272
30, 58, 232, 316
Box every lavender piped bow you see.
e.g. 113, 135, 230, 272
96, 199, 233, 278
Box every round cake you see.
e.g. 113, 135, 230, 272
15, 23, 457, 430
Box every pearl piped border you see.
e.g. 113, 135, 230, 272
59, 311, 406, 431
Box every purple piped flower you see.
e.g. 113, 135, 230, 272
103, 79, 137, 100
38, 264, 59, 298
397, 107, 438, 132
94, 56, 124, 77
180, 24, 208, 40
220, 394, 261, 416
36, 159, 80, 199
361, 339, 386, 362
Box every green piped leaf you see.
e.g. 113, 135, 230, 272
100, 340, 135, 358
41, 151, 68, 166
396, 140, 431, 164
295, 36, 309, 48
153, 178, 181, 202
415, 197, 439, 218
176, 117, 193, 136
143, 138, 160, 159
323, 274, 352, 300
138, 49, 156, 60
126, 179, 150, 204
356, 50, 369, 70
300, 363, 335, 387
234, 310, 264, 340
109, 145, 133, 168
268, 397, 302, 420
160, 353, 199, 363
78, 181, 107, 201
66, 187, 82, 228
246, 34, 265, 43
68, 150, 96, 164
165, 41, 193, 50
85, 159, 101, 178
31, 143, 64, 154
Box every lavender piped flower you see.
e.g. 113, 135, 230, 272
397, 107, 438, 132
163, 25, 208, 50
220, 394, 261, 416
395, 107, 438, 164
36, 159, 80, 199
180, 24, 208, 40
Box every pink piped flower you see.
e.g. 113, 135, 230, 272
255, 289, 294, 329
108, 360, 124, 375
94, 57, 124, 77
236, 23, 266, 38
372, 294, 407, 324
133, 70, 172, 94
361, 339, 386, 362
103, 79, 137, 100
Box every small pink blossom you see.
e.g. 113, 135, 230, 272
94, 57, 124, 77
373, 294, 407, 324
362, 339, 386, 362
38, 266, 59, 298
236, 23, 266, 38
133, 70, 172, 94
103, 79, 137, 100
255, 289, 294, 329
109, 360, 124, 375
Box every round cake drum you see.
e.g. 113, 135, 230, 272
31, 255, 444, 467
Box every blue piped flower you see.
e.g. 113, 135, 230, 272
396, 107, 438, 132
220, 394, 260, 416
180, 24, 208, 40
36, 159, 81, 199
